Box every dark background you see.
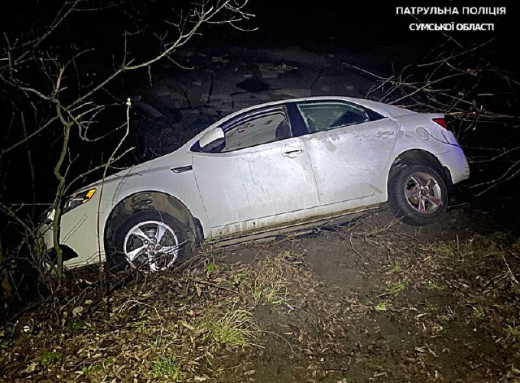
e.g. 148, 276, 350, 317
245, 1, 519, 71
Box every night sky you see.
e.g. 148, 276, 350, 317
245, 1, 519, 69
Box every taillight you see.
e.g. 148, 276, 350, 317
432, 118, 448, 129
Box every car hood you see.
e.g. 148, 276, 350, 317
75, 148, 192, 193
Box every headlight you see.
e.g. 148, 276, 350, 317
39, 207, 55, 225
62, 188, 97, 214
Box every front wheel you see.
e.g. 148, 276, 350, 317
109, 210, 190, 273
388, 164, 448, 226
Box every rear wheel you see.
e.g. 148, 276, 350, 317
388, 164, 448, 226
109, 210, 189, 273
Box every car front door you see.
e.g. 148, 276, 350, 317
192, 105, 320, 238
294, 100, 399, 207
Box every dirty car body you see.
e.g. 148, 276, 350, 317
39, 96, 470, 272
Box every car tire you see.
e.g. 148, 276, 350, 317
388, 164, 448, 226
108, 210, 190, 273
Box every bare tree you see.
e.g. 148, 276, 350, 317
0, 0, 255, 308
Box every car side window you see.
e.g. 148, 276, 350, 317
220, 110, 291, 152
296, 101, 374, 133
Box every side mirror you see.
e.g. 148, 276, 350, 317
199, 127, 225, 152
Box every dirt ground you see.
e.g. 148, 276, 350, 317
210, 201, 520, 383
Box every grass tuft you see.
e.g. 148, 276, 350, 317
153, 356, 182, 380
209, 309, 257, 348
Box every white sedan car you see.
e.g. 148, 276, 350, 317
39, 96, 470, 272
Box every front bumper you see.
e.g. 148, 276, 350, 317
38, 206, 104, 269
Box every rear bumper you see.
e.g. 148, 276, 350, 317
437, 145, 470, 185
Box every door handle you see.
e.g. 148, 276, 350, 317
170, 165, 193, 173
282, 149, 303, 158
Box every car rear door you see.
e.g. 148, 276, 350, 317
293, 100, 399, 207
